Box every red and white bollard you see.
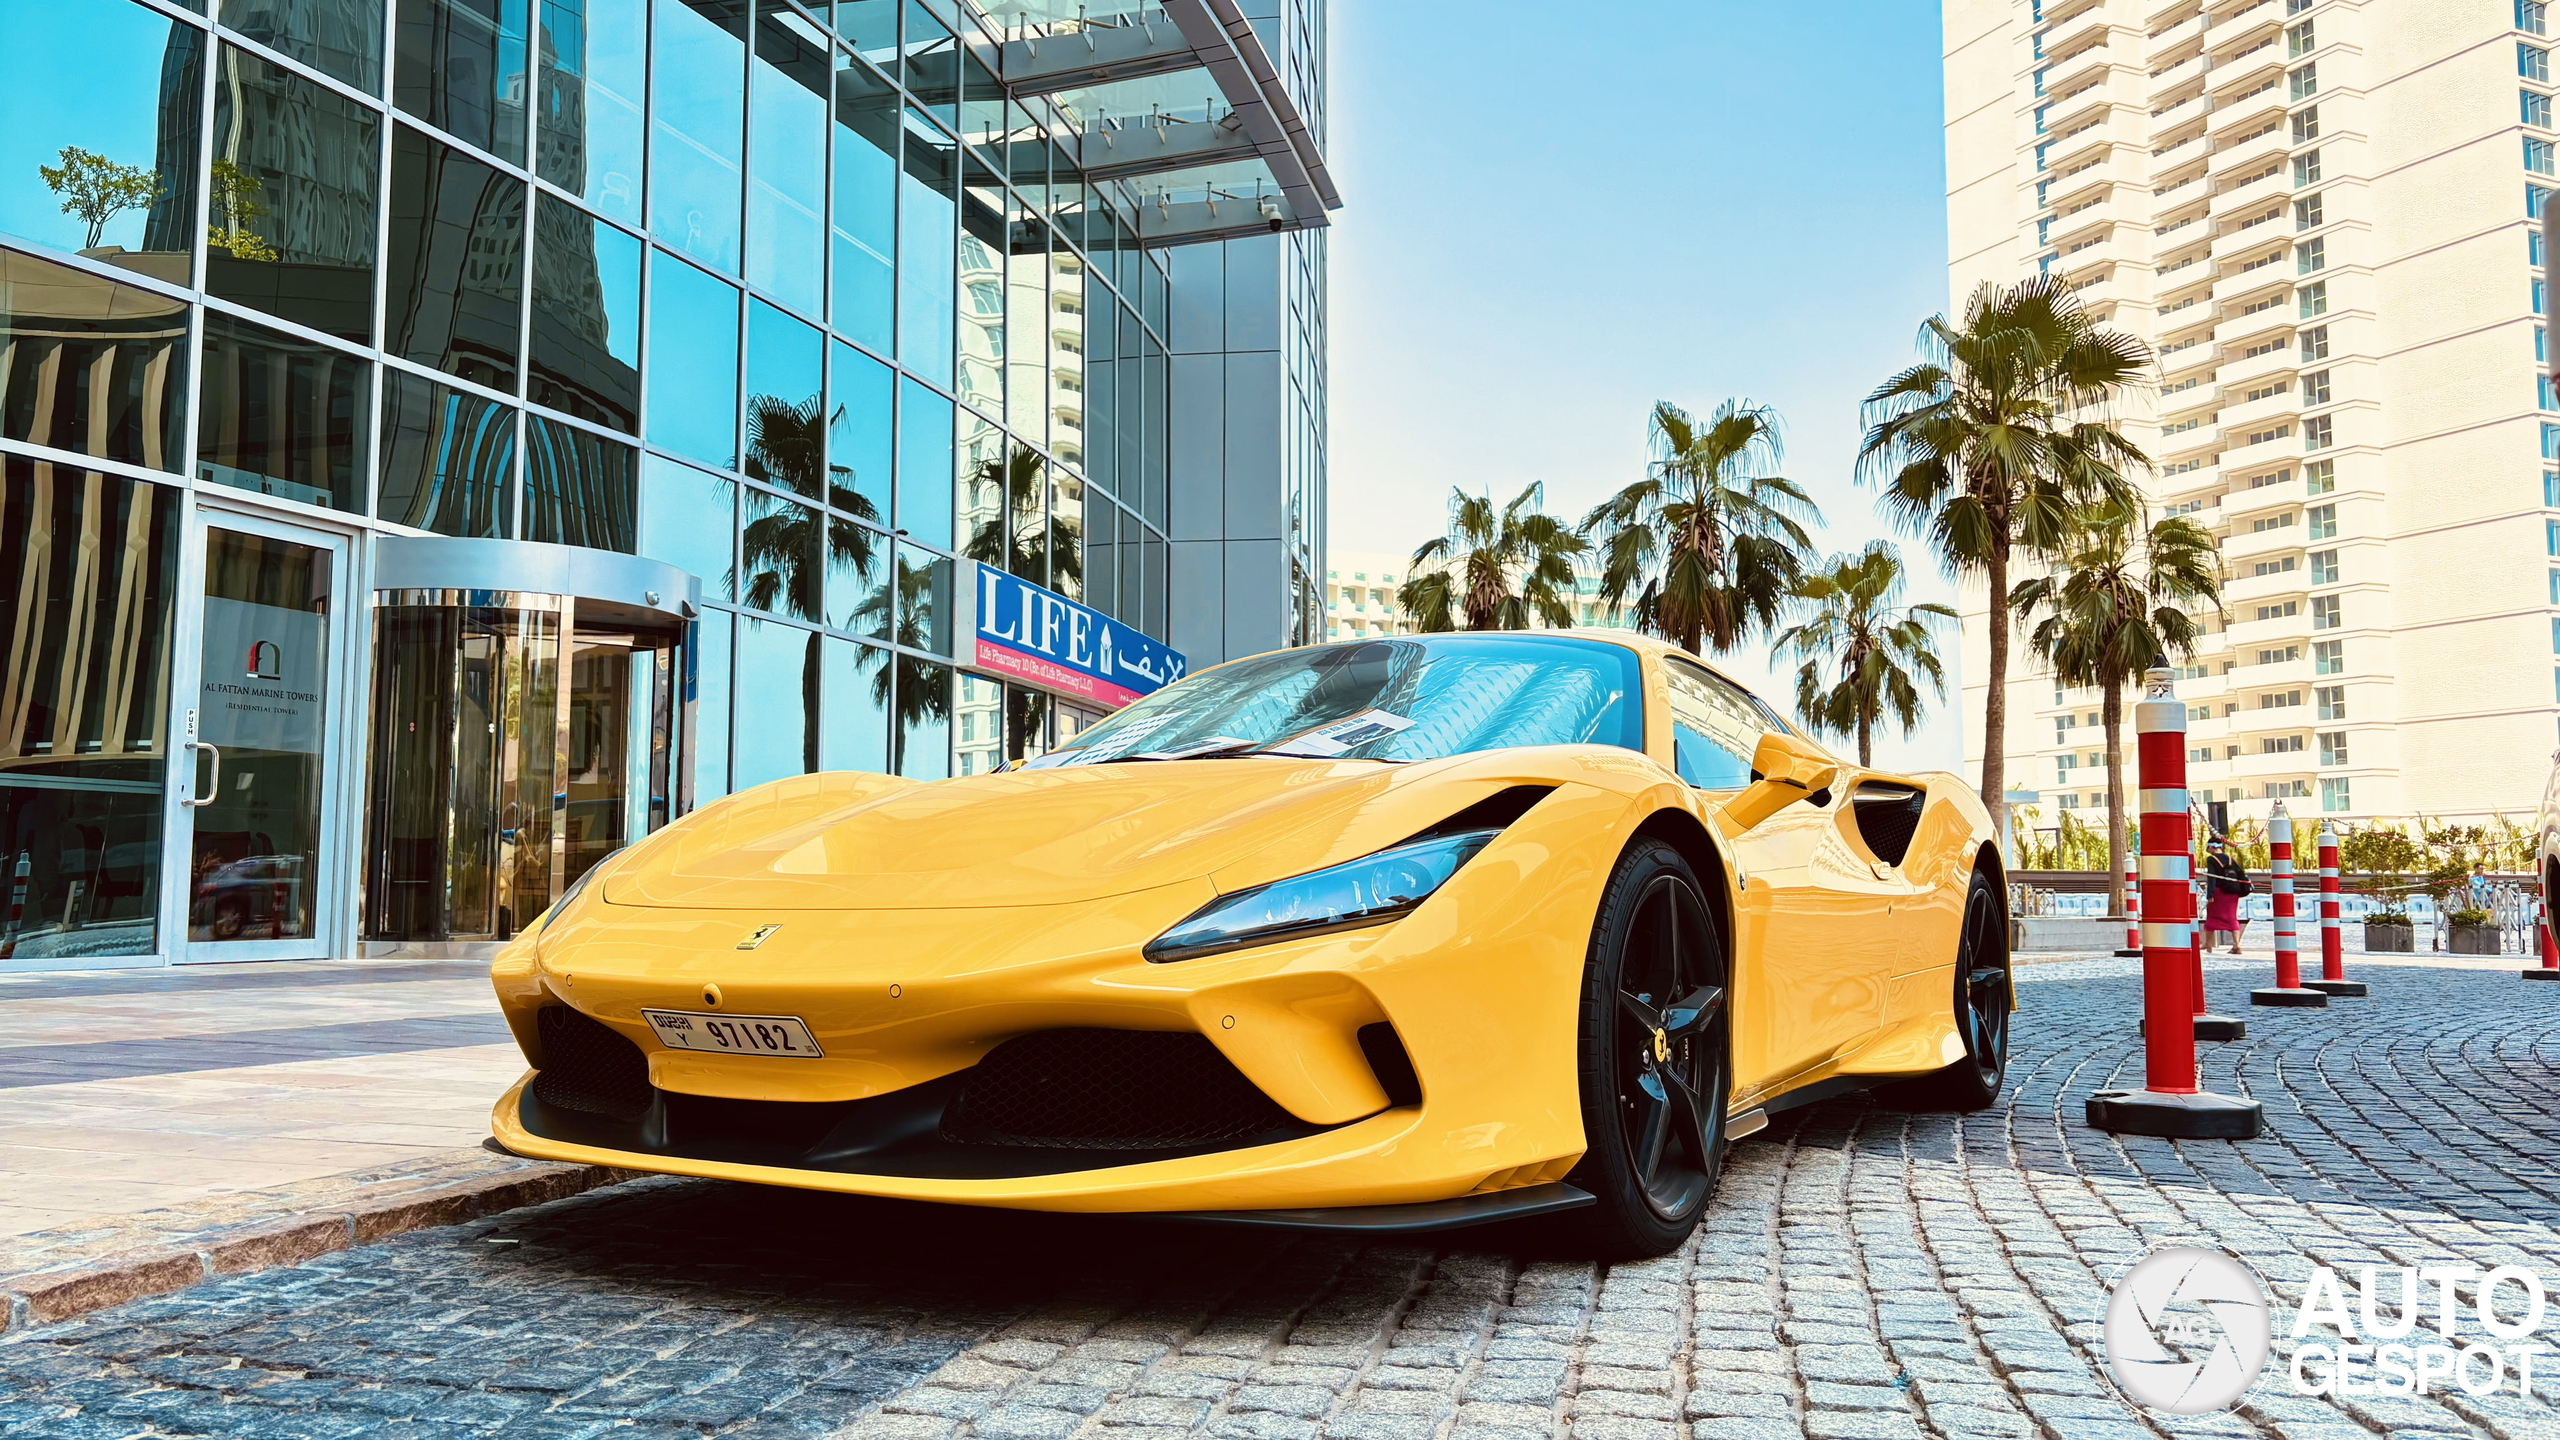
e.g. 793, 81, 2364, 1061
2307, 822, 2365, 996
2087, 664, 2264, 1138
2528, 895, 2560, 981
2118, 854, 2141, 957
2252, 802, 2327, 1007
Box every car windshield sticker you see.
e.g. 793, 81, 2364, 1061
1135, 735, 1254, 760
1263, 709, 1417, 758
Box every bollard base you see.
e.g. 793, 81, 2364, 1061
2523, 968, 2560, 981
2304, 979, 2366, 997
2086, 1089, 2264, 1139
2113, 948, 2142, 958
2250, 987, 2330, 1007
2195, 1013, 2248, 1040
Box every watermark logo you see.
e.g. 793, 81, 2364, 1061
2289, 1265, 2545, 1399
2103, 1247, 2272, 1414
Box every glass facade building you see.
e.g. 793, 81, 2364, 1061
0, 0, 1331, 967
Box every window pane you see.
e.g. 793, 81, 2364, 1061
529, 195, 641, 431
386, 126, 526, 391
0, 0, 204, 270
898, 110, 956, 387
831, 50, 897, 353
536, 0, 646, 227
524, 414, 636, 549
747, 0, 827, 319
209, 45, 382, 342
1050, 467, 1083, 600
820, 634, 888, 771
744, 297, 823, 495
226, 0, 383, 92
0, 245, 189, 470
650, 0, 746, 274
393, 0, 528, 162
1001, 438, 1046, 586
1082, 492, 1116, 618
197, 311, 369, 510
892, 655, 949, 779
731, 615, 817, 785
741, 486, 823, 620
956, 154, 1003, 416
1007, 213, 1048, 443
0, 460, 180, 959
378, 368, 515, 535
895, 374, 952, 547
690, 606, 731, 801
957, 406, 1005, 568
639, 451, 734, 599
899, 0, 956, 128
893, 541, 952, 655
829, 508, 888, 633
645, 253, 739, 468
955, 673, 1001, 775
829, 338, 891, 522
835, 0, 895, 56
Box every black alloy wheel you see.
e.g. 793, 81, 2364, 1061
1884, 869, 2012, 1111
1564, 839, 1732, 1258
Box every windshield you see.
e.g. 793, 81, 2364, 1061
1031, 636, 1647, 766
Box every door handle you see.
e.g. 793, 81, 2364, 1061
184, 741, 221, 807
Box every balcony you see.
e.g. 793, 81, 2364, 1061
2213, 164, 2291, 218
2155, 245, 2215, 286
2149, 50, 2207, 99
2230, 748, 2314, 781
2224, 515, 2303, 561
2210, 122, 2289, 178
2150, 123, 2210, 162
2216, 337, 2299, 390
2211, 206, 2291, 258
2216, 383, 2298, 434
2218, 415, 2300, 467
2217, 300, 2295, 353
2156, 414, 2222, 461
2045, 3, 2113, 54
2221, 471, 2304, 518
2227, 608, 2307, 648
2156, 333, 2221, 379
2234, 655, 2313, 691
2215, 245, 2291, 291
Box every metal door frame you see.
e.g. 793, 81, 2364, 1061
163, 501, 365, 964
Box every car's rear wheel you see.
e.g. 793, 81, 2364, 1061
1881, 869, 2011, 1111
1562, 839, 1730, 1259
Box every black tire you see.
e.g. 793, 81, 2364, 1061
1560, 838, 1732, 1259
1881, 869, 2012, 1111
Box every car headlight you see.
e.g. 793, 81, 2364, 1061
1145, 828, 1501, 962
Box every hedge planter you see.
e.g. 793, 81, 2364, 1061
2364, 922, 2415, 953
2449, 923, 2504, 956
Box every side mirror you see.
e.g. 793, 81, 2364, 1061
1719, 732, 1841, 833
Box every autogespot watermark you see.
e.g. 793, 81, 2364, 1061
2099, 1245, 2549, 1415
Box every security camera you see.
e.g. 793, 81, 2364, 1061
1257, 195, 1282, 231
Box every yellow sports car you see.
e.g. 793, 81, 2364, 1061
488, 632, 2011, 1256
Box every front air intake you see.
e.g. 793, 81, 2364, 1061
531, 1006, 655, 1121
940, 1029, 1300, 1150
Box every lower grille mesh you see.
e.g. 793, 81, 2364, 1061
940, 1028, 1297, 1150
531, 1005, 655, 1121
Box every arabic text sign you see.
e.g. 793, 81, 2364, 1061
965, 563, 1185, 709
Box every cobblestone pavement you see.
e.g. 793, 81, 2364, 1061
6, 955, 2560, 1439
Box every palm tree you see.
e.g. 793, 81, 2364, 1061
963, 446, 1081, 594
1581, 400, 1820, 654
1398, 482, 1588, 632
855, 553, 953, 774
2009, 510, 2220, 916
1857, 277, 2151, 834
740, 395, 882, 773
1772, 544, 1956, 767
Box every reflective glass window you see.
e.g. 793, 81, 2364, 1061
1080, 294, 1111, 489
209, 45, 382, 342
650, 0, 746, 274
524, 414, 636, 550
691, 606, 731, 800
893, 542, 951, 655
741, 486, 823, 620
197, 311, 369, 511
898, 110, 956, 387
0, 246, 189, 471
1142, 530, 1164, 637
954, 673, 1001, 776
1140, 330, 1165, 525
957, 407, 1004, 567
895, 374, 951, 547
1082, 493, 1117, 619
834, 0, 895, 57
1006, 213, 1047, 443
393, 0, 528, 163
645, 252, 740, 468
899, 1, 956, 129
0, 0, 204, 273
830, 507, 889, 635
536, 0, 646, 227
892, 655, 949, 778
830, 52, 897, 354
820, 634, 889, 772
731, 615, 817, 785
956, 169, 1003, 415
959, 48, 1001, 151
0, 461, 180, 958
828, 339, 891, 524
226, 0, 383, 92
1049, 467, 1083, 600
529, 195, 641, 431
377, 369, 516, 536
744, 298, 823, 496
386, 126, 526, 391
748, 0, 827, 320
639, 452, 735, 599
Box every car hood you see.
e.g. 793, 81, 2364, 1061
601, 759, 1401, 910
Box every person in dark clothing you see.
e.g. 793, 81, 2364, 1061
2203, 836, 2251, 954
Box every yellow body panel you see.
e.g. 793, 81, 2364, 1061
489, 631, 2002, 1213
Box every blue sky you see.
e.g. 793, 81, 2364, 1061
1326, 0, 1969, 771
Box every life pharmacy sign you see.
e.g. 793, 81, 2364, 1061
2287, 1263, 2547, 1401
955, 560, 1186, 710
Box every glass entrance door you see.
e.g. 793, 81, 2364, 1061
180, 519, 347, 960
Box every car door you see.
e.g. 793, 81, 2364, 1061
1661, 658, 1899, 1093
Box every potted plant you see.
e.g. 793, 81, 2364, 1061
2339, 825, 2422, 954
2363, 904, 2415, 953
2448, 906, 2503, 955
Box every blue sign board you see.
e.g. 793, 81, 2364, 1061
961, 561, 1187, 709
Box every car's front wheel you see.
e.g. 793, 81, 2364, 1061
1562, 839, 1730, 1259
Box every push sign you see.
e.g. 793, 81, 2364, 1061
958, 561, 1186, 710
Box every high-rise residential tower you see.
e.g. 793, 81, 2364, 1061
1945, 0, 2558, 833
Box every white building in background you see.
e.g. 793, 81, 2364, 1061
1944, 0, 2560, 827
1322, 549, 1644, 641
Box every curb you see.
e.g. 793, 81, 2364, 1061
0, 1160, 635, 1337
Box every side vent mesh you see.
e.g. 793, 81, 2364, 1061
941, 1029, 1298, 1150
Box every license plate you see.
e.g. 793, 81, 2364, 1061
640, 1009, 824, 1058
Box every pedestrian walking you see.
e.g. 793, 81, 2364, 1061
2205, 835, 2251, 954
